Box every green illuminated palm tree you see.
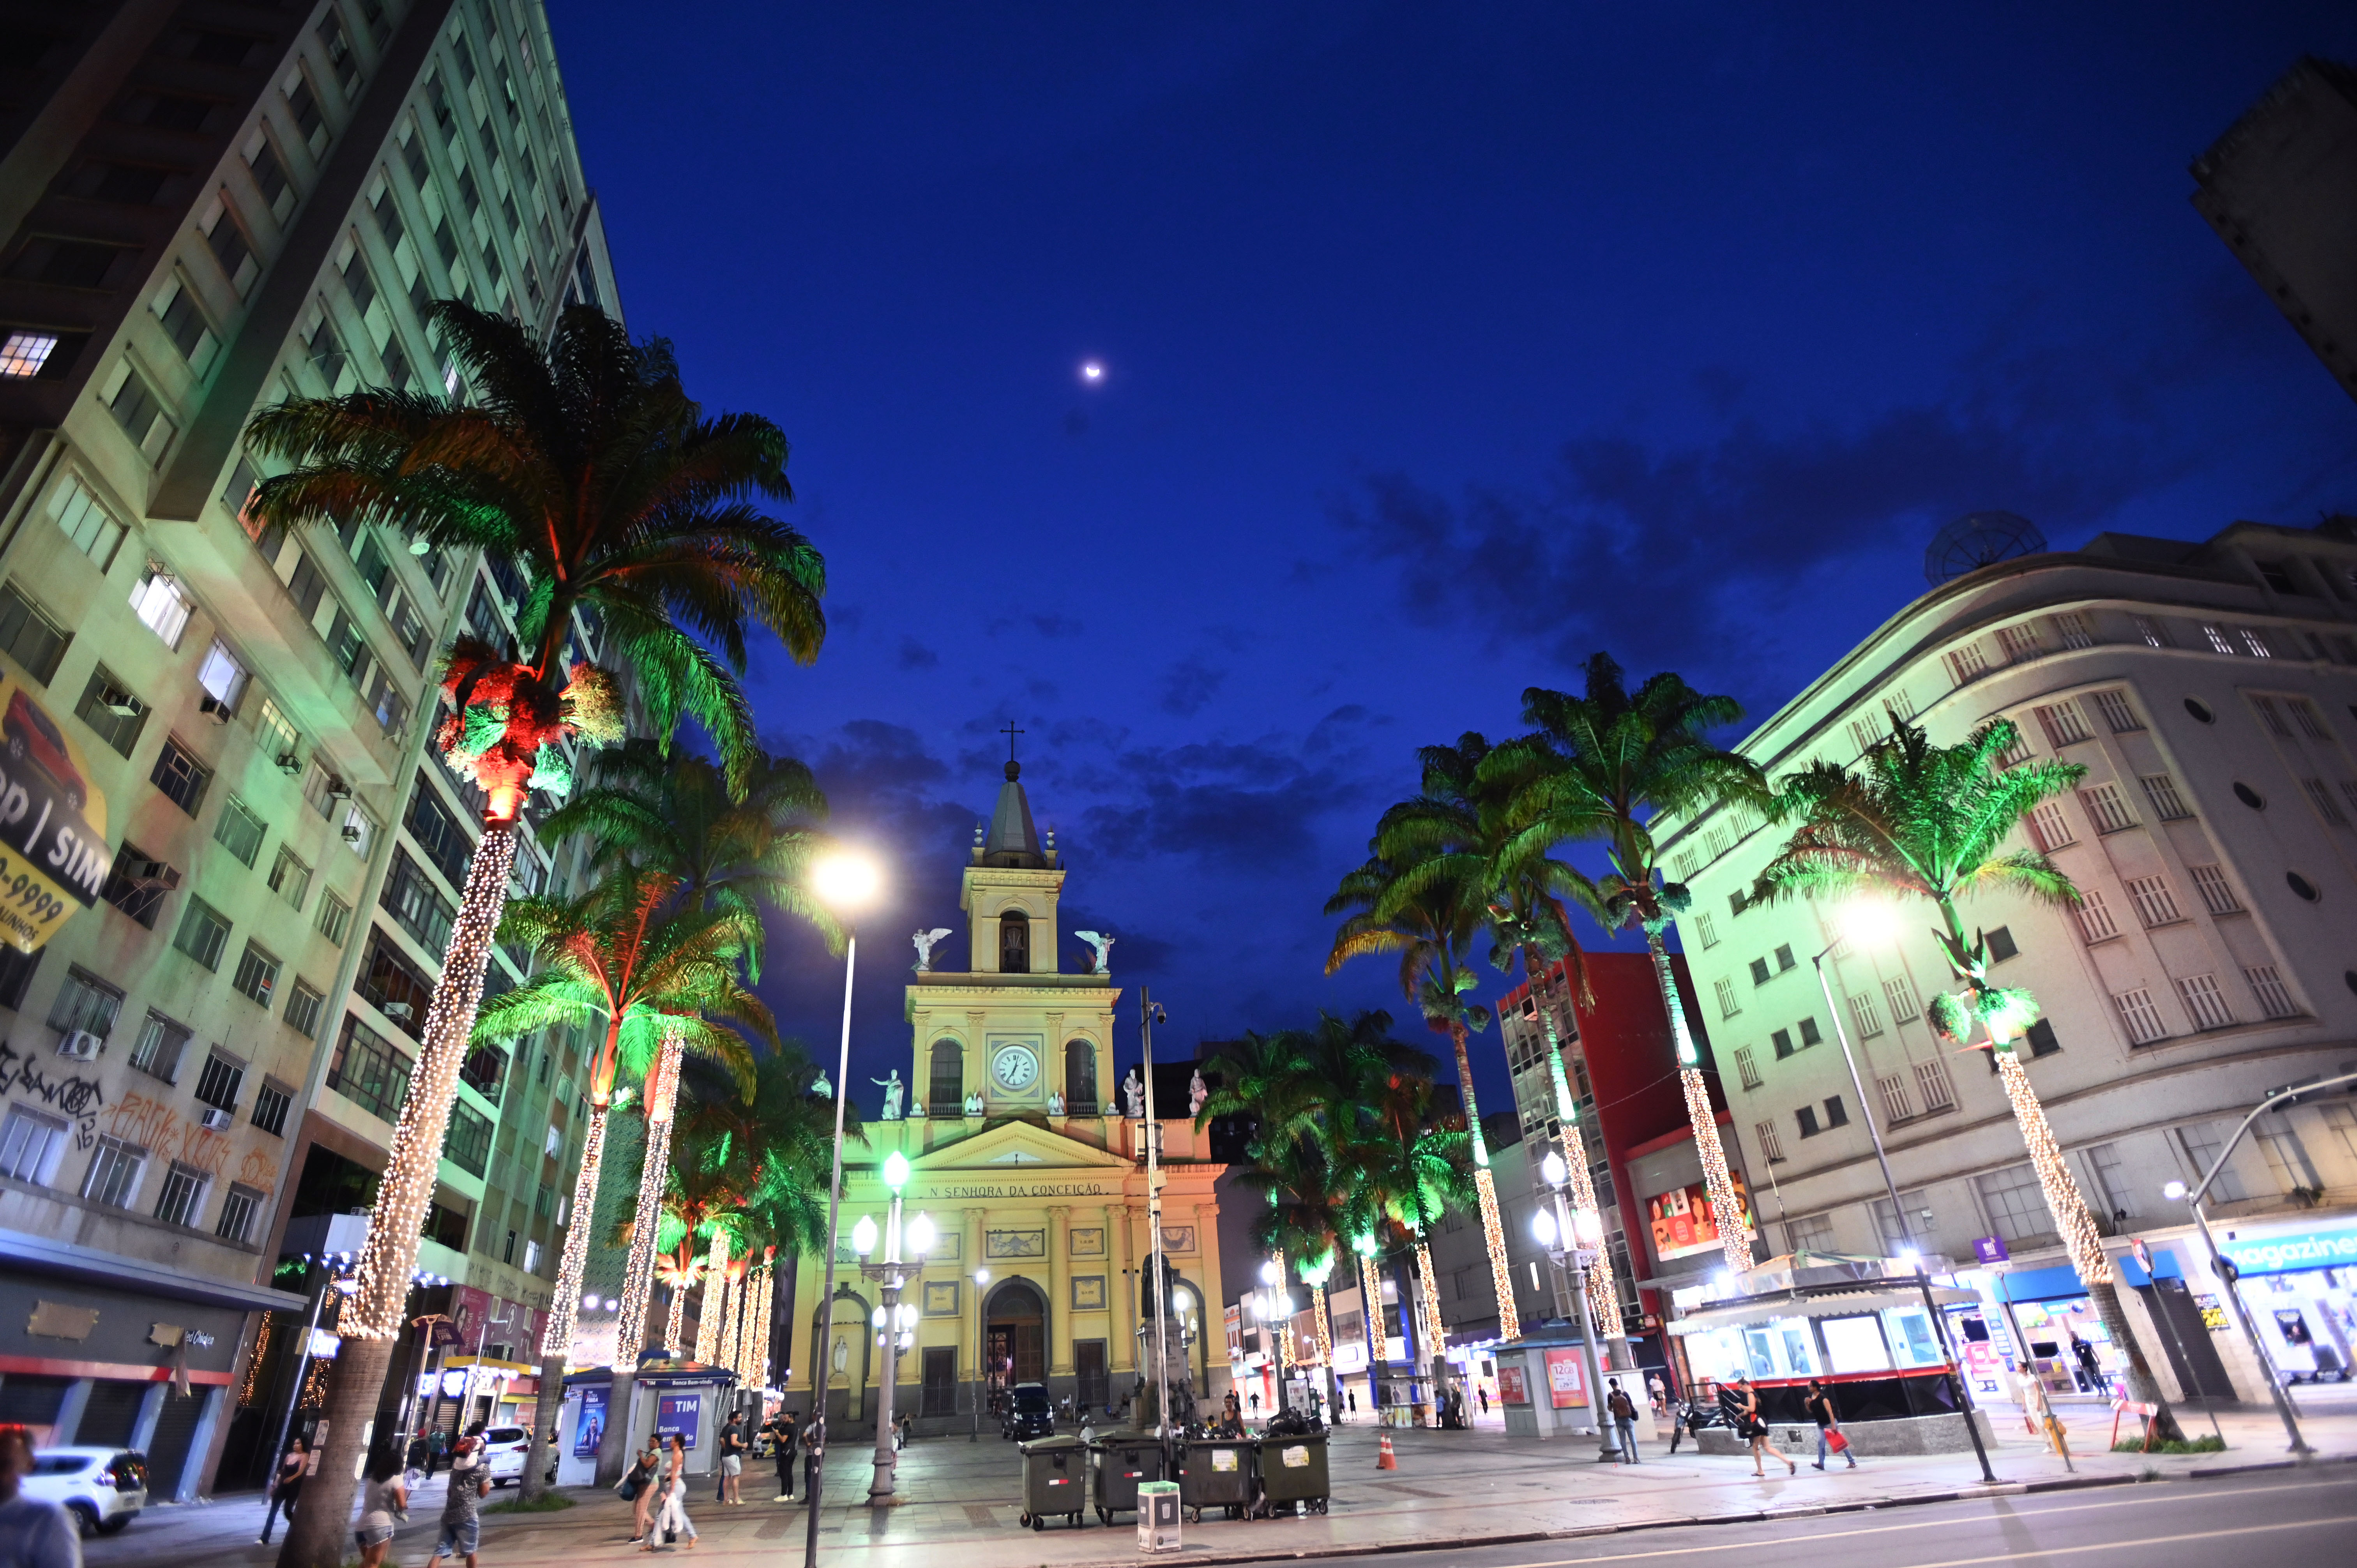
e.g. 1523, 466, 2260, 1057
249, 300, 823, 1564
1751, 715, 2181, 1437
473, 863, 777, 1497
1511, 654, 1767, 1278
1347, 1064, 1474, 1393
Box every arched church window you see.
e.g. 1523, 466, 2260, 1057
1065, 1039, 1097, 1111
928, 1040, 963, 1116
999, 909, 1029, 974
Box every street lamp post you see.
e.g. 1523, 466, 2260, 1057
804, 851, 880, 1564
970, 1268, 989, 1442
1140, 991, 1173, 1453
857, 1154, 932, 1498
1534, 1155, 1618, 1461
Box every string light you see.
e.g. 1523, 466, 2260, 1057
1474, 1167, 1519, 1341
613, 1029, 685, 1369
239, 1312, 275, 1406
348, 827, 519, 1338
695, 1233, 732, 1364
1270, 1252, 1290, 1382
537, 1097, 611, 1364
1680, 1063, 1755, 1277
1538, 1008, 1622, 1339
1994, 1049, 2112, 1286
1413, 1240, 1445, 1376
1309, 1283, 1334, 1389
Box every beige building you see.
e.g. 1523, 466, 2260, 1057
784, 761, 1230, 1431
1657, 517, 2357, 1406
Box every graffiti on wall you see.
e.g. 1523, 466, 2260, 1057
0, 1038, 104, 1147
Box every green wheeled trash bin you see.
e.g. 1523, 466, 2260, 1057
1178, 1436, 1260, 1522
1092, 1430, 1166, 1525
1258, 1430, 1329, 1516
1019, 1434, 1090, 1530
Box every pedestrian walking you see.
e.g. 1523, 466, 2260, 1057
718, 1413, 745, 1504
1731, 1375, 1794, 1476
622, 1438, 661, 1543
1478, 1386, 1490, 1416
1605, 1379, 1641, 1463
1804, 1379, 1857, 1470
426, 1427, 449, 1478
770, 1413, 798, 1502
257, 1436, 308, 1544
355, 1437, 410, 1568
435, 1438, 490, 1567
1646, 1373, 1668, 1416
0, 1423, 79, 1568
2070, 1334, 2104, 1395
645, 1434, 697, 1550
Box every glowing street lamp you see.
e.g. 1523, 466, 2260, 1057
857, 1147, 929, 1497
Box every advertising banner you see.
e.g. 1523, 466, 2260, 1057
1646, 1171, 1754, 1263
1544, 1347, 1588, 1408
1496, 1363, 1529, 1404
574, 1386, 608, 1457
0, 678, 109, 952
656, 1393, 701, 1450
2216, 1224, 2357, 1278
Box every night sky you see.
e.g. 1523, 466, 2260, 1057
550, 3, 2357, 1117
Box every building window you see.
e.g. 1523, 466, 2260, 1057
74, 665, 148, 756
152, 1160, 207, 1227
2132, 614, 2168, 648
444, 1100, 492, 1176
1975, 1162, 2058, 1249
522, 1238, 542, 1275
317, 889, 354, 946
2123, 874, 2182, 928
1847, 991, 1884, 1038
1064, 1039, 1097, 1110
1733, 1046, 1761, 1090
1943, 643, 1989, 685
2244, 964, 2297, 1020
1876, 1072, 1915, 1122
2027, 802, 2075, 852
1795, 1104, 1821, 1139
2083, 1143, 2136, 1221
327, 1012, 414, 1122
1882, 974, 1920, 1024
2174, 973, 2233, 1031
2024, 1019, 2061, 1058
1755, 1120, 1785, 1163
1786, 1213, 1836, 1252
196, 637, 248, 712
216, 1182, 263, 1243
1798, 1016, 1823, 1046
2200, 623, 2234, 655
231, 941, 280, 1007
2177, 1120, 2245, 1202
1770, 1027, 1794, 1059
1749, 957, 1770, 985
48, 967, 124, 1043
2138, 773, 2191, 821
150, 737, 212, 815
1822, 1095, 1848, 1128
284, 979, 325, 1039
2052, 612, 2094, 650
1982, 927, 2018, 965
2090, 689, 2141, 733
81, 1135, 146, 1210
2075, 888, 2120, 943
1773, 944, 1795, 972
2078, 783, 2135, 834
1694, 911, 1717, 948
1995, 624, 2041, 663
1996, 726, 2034, 768
998, 909, 1029, 973
268, 846, 311, 910
0, 1105, 69, 1184
2240, 628, 2273, 658
212, 793, 267, 865
125, 1009, 191, 1081
2113, 987, 2168, 1045
358, 931, 432, 1037
2301, 778, 2349, 826
193, 1049, 244, 1113
1914, 1057, 1956, 1112
928, 1039, 963, 1116
2188, 864, 2241, 915
1713, 978, 1739, 1019
0, 582, 69, 682
251, 1079, 293, 1137
0, 331, 61, 378
99, 842, 177, 928
380, 848, 455, 952
2255, 1112, 2322, 1193
129, 568, 193, 647
2034, 701, 2092, 748
47, 473, 127, 569
172, 894, 231, 970
1728, 888, 1748, 917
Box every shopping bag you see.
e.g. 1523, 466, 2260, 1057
1826, 1430, 1850, 1454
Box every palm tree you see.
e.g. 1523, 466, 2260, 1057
474, 864, 777, 1497
1512, 654, 1767, 1278
1349, 1064, 1475, 1402
1751, 715, 2183, 1437
1326, 851, 1522, 1338
1382, 733, 1628, 1351
248, 301, 824, 1563
540, 742, 834, 1376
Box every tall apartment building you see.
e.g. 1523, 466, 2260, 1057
1657, 518, 2357, 1404
0, 0, 619, 1499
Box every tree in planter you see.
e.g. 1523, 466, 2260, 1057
1751, 714, 2183, 1439
1325, 852, 1522, 1338
248, 300, 824, 1564
473, 864, 777, 1497
1512, 655, 1768, 1278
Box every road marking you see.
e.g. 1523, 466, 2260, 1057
1489, 1476, 2357, 1568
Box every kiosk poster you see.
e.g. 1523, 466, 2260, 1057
574, 1386, 608, 1457
656, 1393, 701, 1449
1544, 1347, 1589, 1408
0, 678, 109, 952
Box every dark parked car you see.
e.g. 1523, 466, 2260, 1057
1001, 1382, 1054, 1441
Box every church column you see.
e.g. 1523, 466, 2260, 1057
1196, 1199, 1226, 1393
1047, 1205, 1071, 1377
965, 1206, 986, 1418
1111, 1202, 1137, 1375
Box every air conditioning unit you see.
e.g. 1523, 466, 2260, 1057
325, 774, 351, 800
57, 1031, 102, 1062
341, 823, 364, 844
199, 1107, 235, 1132
198, 694, 233, 722
100, 686, 141, 718
276, 751, 304, 776
383, 1001, 413, 1021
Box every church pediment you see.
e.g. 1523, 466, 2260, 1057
912, 1118, 1134, 1174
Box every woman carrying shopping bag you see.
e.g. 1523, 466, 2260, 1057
1803, 1379, 1857, 1470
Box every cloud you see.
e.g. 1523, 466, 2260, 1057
896, 636, 941, 670
1157, 657, 1227, 716
1071, 732, 1373, 872
1029, 613, 1085, 638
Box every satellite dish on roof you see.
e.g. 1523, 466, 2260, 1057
1925, 510, 2047, 586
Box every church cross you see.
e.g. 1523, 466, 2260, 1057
1001, 720, 1023, 761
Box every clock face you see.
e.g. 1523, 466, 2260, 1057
992, 1044, 1039, 1092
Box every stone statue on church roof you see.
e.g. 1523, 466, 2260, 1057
872, 1070, 904, 1120
1074, 930, 1114, 975
1121, 1066, 1145, 1119
912, 927, 953, 972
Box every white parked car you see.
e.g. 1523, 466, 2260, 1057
480, 1425, 532, 1486
24, 1448, 146, 1536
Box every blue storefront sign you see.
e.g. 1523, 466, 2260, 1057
2216, 1224, 2357, 1278
656, 1393, 701, 1450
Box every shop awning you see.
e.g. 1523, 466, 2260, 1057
1666, 1284, 1979, 1336
0, 1228, 305, 1314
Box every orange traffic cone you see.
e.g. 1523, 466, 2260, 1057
1376, 1433, 1397, 1471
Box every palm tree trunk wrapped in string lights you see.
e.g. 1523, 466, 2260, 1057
613, 1031, 686, 1365
696, 1233, 733, 1365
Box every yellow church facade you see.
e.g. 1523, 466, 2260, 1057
784, 761, 1230, 1431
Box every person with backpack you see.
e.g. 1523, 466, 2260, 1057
621, 1438, 661, 1544
1605, 1378, 1641, 1463
1805, 1379, 1858, 1470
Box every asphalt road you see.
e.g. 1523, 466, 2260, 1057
1403, 1469, 2357, 1568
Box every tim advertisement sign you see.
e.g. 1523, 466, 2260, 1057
0, 680, 108, 951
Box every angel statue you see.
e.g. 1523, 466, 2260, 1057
1073, 930, 1115, 975
1189, 1069, 1208, 1117
912, 927, 954, 972
1048, 1090, 1066, 1116
872, 1069, 904, 1120
1121, 1066, 1145, 1119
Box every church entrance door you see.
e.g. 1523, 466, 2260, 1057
986, 1279, 1047, 1404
